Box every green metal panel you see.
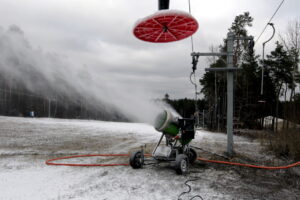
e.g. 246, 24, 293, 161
163, 123, 179, 136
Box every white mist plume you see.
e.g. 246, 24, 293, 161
0, 25, 169, 124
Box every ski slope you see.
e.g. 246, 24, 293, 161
0, 116, 299, 200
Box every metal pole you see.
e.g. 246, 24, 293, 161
152, 133, 164, 156
214, 71, 217, 129
261, 43, 265, 95
193, 34, 253, 156
48, 98, 51, 118
226, 32, 235, 156
202, 110, 205, 128
193, 74, 199, 127
158, 0, 170, 10
261, 23, 275, 95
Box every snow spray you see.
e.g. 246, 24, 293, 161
0, 25, 174, 124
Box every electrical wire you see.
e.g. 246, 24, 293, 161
190, 72, 199, 115
191, 146, 229, 160
189, 72, 197, 87
178, 178, 204, 200
188, 0, 192, 18
255, 0, 285, 43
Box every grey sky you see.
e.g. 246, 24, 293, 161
0, 0, 299, 99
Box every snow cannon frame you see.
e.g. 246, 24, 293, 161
130, 110, 197, 175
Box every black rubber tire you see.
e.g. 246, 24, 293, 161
175, 154, 189, 175
188, 148, 197, 164
129, 151, 144, 169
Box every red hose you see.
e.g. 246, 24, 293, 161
46, 154, 300, 170
197, 157, 300, 170
45, 154, 152, 167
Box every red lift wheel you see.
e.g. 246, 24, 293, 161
133, 10, 198, 43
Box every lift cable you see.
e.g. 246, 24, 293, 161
188, 0, 200, 127
188, 0, 195, 52
255, 0, 285, 43
186, 0, 202, 190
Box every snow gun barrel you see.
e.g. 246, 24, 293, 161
154, 110, 179, 136
154, 110, 196, 145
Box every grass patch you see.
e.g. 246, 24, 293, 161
268, 129, 300, 160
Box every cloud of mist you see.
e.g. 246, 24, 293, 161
0, 25, 167, 124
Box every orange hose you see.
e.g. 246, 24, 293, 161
45, 154, 300, 170
45, 154, 152, 167
197, 157, 300, 170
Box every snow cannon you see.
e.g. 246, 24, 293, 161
130, 109, 198, 175
154, 110, 194, 145
133, 0, 199, 43
154, 110, 179, 137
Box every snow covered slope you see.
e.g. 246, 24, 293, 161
0, 116, 299, 200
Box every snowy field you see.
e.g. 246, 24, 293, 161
0, 116, 299, 200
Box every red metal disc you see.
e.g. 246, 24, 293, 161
133, 10, 198, 43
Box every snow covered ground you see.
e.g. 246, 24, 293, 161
0, 116, 299, 200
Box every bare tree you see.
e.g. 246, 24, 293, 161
279, 19, 300, 100
205, 45, 219, 65
279, 19, 300, 128
205, 45, 220, 130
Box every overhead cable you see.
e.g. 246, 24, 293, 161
188, 0, 195, 52
255, 0, 285, 43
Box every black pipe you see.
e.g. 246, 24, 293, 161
158, 0, 170, 10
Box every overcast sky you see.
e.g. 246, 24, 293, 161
0, 0, 299, 99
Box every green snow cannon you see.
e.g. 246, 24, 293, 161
154, 110, 195, 145
154, 110, 179, 136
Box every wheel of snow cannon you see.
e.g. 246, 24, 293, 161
130, 151, 144, 169
175, 154, 189, 175
187, 148, 197, 164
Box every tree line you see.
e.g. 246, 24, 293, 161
0, 72, 127, 121
164, 13, 299, 132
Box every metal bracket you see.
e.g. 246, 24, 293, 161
191, 52, 231, 57
233, 36, 254, 40
205, 67, 241, 72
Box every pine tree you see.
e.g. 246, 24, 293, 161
264, 42, 294, 131
200, 12, 256, 130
